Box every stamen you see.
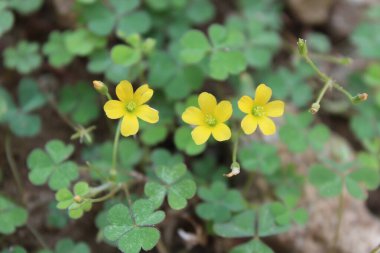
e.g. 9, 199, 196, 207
205, 114, 217, 127
252, 105, 265, 117
126, 101, 137, 112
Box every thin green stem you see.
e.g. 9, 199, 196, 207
5, 134, 24, 201
89, 182, 115, 196
91, 185, 121, 203
310, 53, 352, 65
232, 131, 240, 164
332, 188, 345, 252
111, 120, 122, 177
316, 79, 333, 105
106, 93, 112, 100
302, 53, 354, 103
26, 223, 49, 249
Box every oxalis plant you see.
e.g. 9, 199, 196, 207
1, 1, 379, 252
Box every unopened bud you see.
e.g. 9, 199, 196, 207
309, 103, 320, 114
297, 38, 308, 57
224, 162, 240, 178
352, 93, 368, 104
73, 195, 82, 203
93, 80, 109, 95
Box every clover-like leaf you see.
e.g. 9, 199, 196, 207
79, 0, 151, 36
27, 139, 78, 190
180, 25, 247, 80
174, 126, 206, 156
43, 31, 75, 68
196, 181, 246, 223
8, 0, 43, 14
145, 163, 196, 210
4, 40, 42, 74
37, 238, 90, 253
151, 149, 184, 168
58, 82, 100, 125
230, 239, 274, 253
213, 203, 289, 238
47, 202, 68, 229
104, 200, 165, 253
0, 9, 14, 37
0, 195, 28, 235
64, 29, 106, 56
280, 112, 330, 153
308, 164, 342, 197
239, 141, 280, 175
55, 181, 92, 219
1, 246, 27, 253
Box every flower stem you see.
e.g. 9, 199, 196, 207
4, 134, 24, 201
370, 244, 380, 253
111, 119, 122, 177
331, 188, 345, 252
300, 43, 355, 104
91, 184, 121, 203
26, 223, 49, 249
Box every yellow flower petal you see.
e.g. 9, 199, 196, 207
265, 100, 284, 117
182, 106, 204, 125
136, 104, 159, 123
238, 95, 254, 113
104, 100, 126, 119
211, 123, 231, 142
241, 115, 258, 135
134, 84, 153, 105
116, 80, 134, 102
215, 101, 232, 123
198, 92, 217, 114
255, 84, 272, 105
120, 114, 139, 137
191, 126, 211, 145
258, 117, 276, 135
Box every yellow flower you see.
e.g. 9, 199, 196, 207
182, 92, 232, 145
238, 84, 284, 135
103, 80, 159, 137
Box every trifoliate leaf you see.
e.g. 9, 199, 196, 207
64, 29, 106, 56
104, 200, 165, 253
43, 31, 74, 68
145, 163, 196, 210
4, 41, 42, 74
27, 140, 78, 190
196, 181, 246, 223
0, 195, 28, 235
230, 239, 274, 253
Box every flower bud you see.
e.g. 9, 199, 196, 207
73, 195, 82, 203
309, 103, 320, 114
352, 93, 368, 104
224, 162, 240, 178
93, 80, 109, 96
297, 38, 308, 57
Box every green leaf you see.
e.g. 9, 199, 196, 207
0, 9, 14, 37
27, 140, 78, 190
46, 238, 90, 253
346, 167, 380, 199
1, 246, 27, 253
47, 202, 68, 229
307, 32, 331, 53
209, 50, 247, 80
55, 181, 92, 219
196, 181, 246, 223
9, 0, 42, 14
0, 87, 15, 123
18, 78, 46, 113
141, 124, 168, 146
186, 0, 215, 25
0, 195, 28, 235
214, 210, 255, 237
363, 63, 380, 87
308, 164, 342, 197
151, 149, 184, 168
239, 142, 280, 174
180, 30, 211, 63
117, 11, 151, 36
104, 200, 165, 253
145, 163, 196, 210
9, 112, 41, 137
64, 29, 106, 56
111, 45, 141, 66
43, 31, 75, 67
174, 126, 206, 155
80, 2, 116, 36
58, 82, 100, 125
230, 239, 274, 253
4, 40, 42, 74
118, 139, 143, 168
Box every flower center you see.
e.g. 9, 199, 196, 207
252, 105, 265, 117
205, 114, 217, 127
126, 101, 137, 112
